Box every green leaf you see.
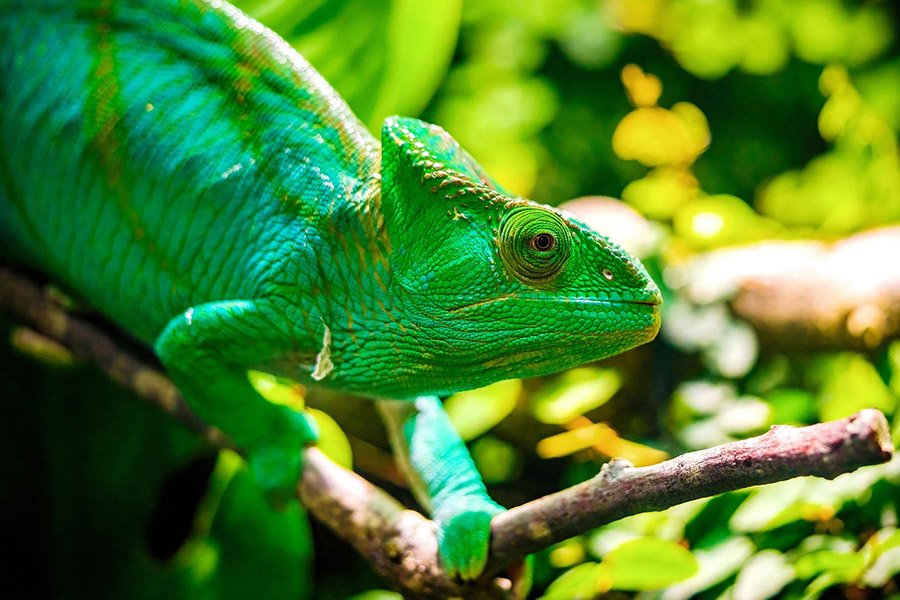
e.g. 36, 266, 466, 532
471, 436, 521, 484
766, 388, 817, 426
888, 341, 900, 398
248, 370, 302, 409
596, 537, 699, 591
794, 549, 864, 580
817, 353, 896, 422
347, 592, 403, 600
666, 1, 746, 78
445, 379, 521, 440
542, 562, 606, 600
803, 571, 848, 599
730, 479, 810, 532
874, 529, 900, 554
308, 408, 353, 469
663, 537, 755, 598
857, 529, 900, 587
207, 466, 313, 600
862, 545, 900, 588
733, 550, 795, 600
236, 0, 462, 129
532, 368, 621, 424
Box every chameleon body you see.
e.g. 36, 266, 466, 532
0, 0, 661, 580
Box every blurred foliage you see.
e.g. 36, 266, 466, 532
233, 0, 461, 130
424, 0, 899, 239
422, 0, 900, 598
1, 318, 313, 599
4, 0, 900, 599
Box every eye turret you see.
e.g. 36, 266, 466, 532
498, 207, 571, 284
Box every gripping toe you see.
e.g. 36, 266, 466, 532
247, 409, 318, 508
436, 500, 505, 581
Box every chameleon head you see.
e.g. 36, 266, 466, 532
366, 117, 660, 398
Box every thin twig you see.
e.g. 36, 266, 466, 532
486, 408, 892, 574
0, 265, 893, 598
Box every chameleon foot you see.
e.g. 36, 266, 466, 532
435, 498, 505, 581
245, 409, 318, 508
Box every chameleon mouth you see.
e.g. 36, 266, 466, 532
448, 294, 660, 313
630, 285, 663, 307
630, 297, 662, 307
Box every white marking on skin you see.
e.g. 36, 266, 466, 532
185, 307, 193, 325
221, 163, 242, 179
311, 323, 334, 381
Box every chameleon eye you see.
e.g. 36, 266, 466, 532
499, 207, 571, 283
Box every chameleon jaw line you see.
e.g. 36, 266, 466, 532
448, 295, 661, 313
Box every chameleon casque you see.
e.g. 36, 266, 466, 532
0, 0, 661, 582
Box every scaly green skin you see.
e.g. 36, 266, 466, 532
0, 0, 661, 580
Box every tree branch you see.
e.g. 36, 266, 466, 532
0, 265, 893, 598
675, 226, 900, 349
486, 408, 892, 573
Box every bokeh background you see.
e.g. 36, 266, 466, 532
2, 0, 899, 598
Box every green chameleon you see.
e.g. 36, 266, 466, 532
0, 0, 661, 581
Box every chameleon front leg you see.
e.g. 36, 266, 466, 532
378, 396, 504, 580
155, 299, 317, 504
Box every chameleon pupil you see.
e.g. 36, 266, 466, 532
532, 233, 555, 252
